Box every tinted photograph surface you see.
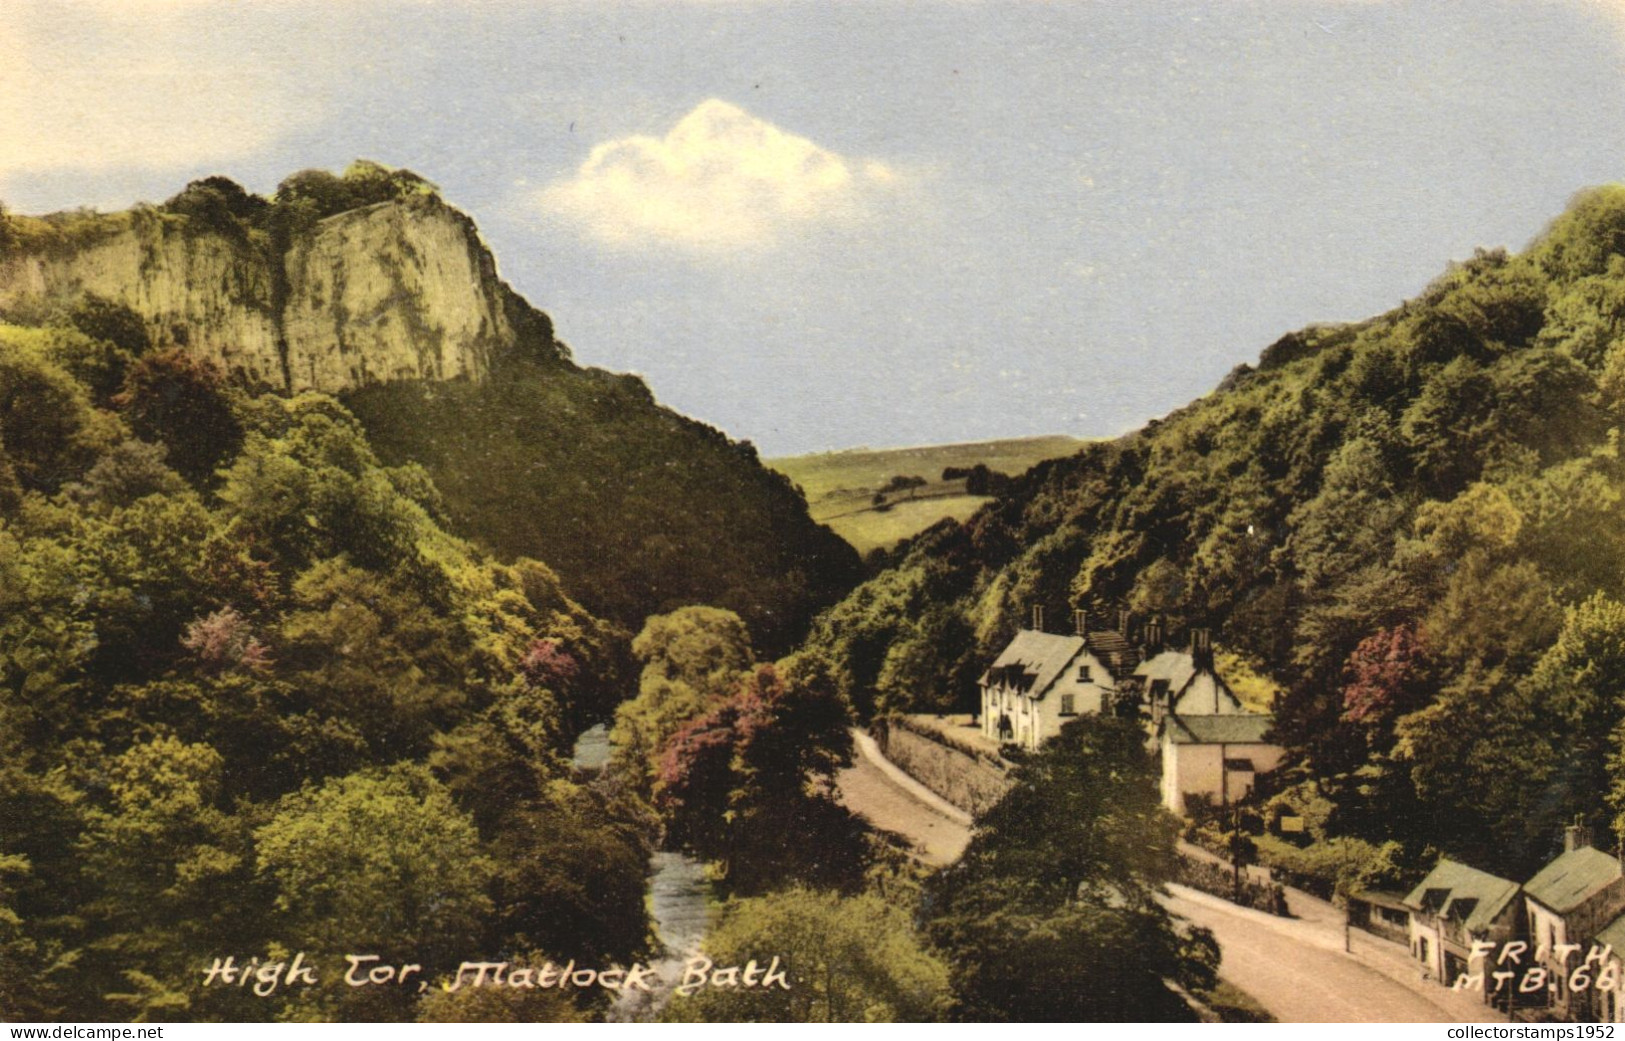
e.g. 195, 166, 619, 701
3, 0, 1625, 1025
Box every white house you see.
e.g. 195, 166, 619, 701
1140, 628, 1285, 816
1402, 858, 1522, 991
1521, 831, 1625, 1022
978, 622, 1119, 751
1591, 911, 1625, 1023
1158, 713, 1285, 816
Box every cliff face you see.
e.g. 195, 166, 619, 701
281, 198, 513, 391
0, 195, 518, 393
0, 208, 284, 385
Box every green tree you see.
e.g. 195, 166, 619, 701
0, 329, 120, 491
665, 887, 950, 1023
654, 660, 865, 894
929, 715, 1209, 1021
76, 737, 247, 1021
114, 349, 243, 487
610, 606, 754, 795
255, 764, 493, 960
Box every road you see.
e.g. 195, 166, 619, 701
1164, 884, 1501, 1023
833, 730, 1507, 1023
835, 728, 970, 866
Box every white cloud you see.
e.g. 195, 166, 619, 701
539, 99, 899, 250
0, 4, 317, 182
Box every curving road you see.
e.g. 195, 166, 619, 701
835, 728, 970, 866
833, 730, 1507, 1023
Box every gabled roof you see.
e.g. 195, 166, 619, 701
1524, 847, 1623, 913
981, 629, 1086, 701
1138, 648, 1244, 714
1403, 859, 1521, 934
1085, 629, 1139, 679
1136, 649, 1196, 691
1165, 713, 1275, 745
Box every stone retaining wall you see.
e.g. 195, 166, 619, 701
874, 716, 1013, 817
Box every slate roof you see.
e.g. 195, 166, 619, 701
1165, 713, 1275, 745
1085, 629, 1139, 679
1524, 847, 1623, 913
1136, 649, 1196, 691
1403, 859, 1521, 934
981, 629, 1086, 702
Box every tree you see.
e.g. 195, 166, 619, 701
610, 607, 754, 796
76, 737, 247, 1021
114, 348, 243, 487
664, 887, 950, 1023
485, 778, 654, 966
254, 764, 493, 961
0, 329, 119, 491
1393, 662, 1567, 877
62, 440, 187, 509
654, 661, 864, 894
1340, 624, 1431, 738
1524, 594, 1625, 843
928, 715, 1209, 1021
67, 294, 151, 359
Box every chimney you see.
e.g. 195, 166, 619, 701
1145, 617, 1164, 654
1191, 627, 1213, 669
1118, 608, 1131, 636
1565, 819, 1593, 853
1031, 604, 1044, 632
1074, 609, 1087, 637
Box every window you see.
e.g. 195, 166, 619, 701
1060, 694, 1076, 716
1077, 665, 1092, 682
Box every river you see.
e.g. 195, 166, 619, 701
570, 724, 714, 1021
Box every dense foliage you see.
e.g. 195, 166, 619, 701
662, 887, 951, 1023
0, 309, 653, 1021
344, 361, 862, 657
805, 184, 1625, 881
929, 716, 1215, 1021
609, 607, 871, 896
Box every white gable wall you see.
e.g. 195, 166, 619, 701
981, 651, 1113, 751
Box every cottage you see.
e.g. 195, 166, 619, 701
1145, 628, 1284, 816
1403, 858, 1522, 993
1158, 713, 1285, 816
1522, 829, 1625, 1021
977, 609, 1133, 752
1137, 626, 1246, 731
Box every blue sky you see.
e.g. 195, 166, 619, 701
6, 0, 1625, 455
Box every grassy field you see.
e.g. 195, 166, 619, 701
768, 435, 1087, 555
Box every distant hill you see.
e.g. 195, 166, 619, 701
767, 435, 1087, 555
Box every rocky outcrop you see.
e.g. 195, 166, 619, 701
0, 194, 521, 394
282, 198, 513, 391
0, 208, 283, 386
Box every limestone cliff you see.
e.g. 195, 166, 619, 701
0, 193, 527, 393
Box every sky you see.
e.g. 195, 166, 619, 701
5, 0, 1625, 456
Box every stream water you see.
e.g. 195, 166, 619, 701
570, 724, 714, 1021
